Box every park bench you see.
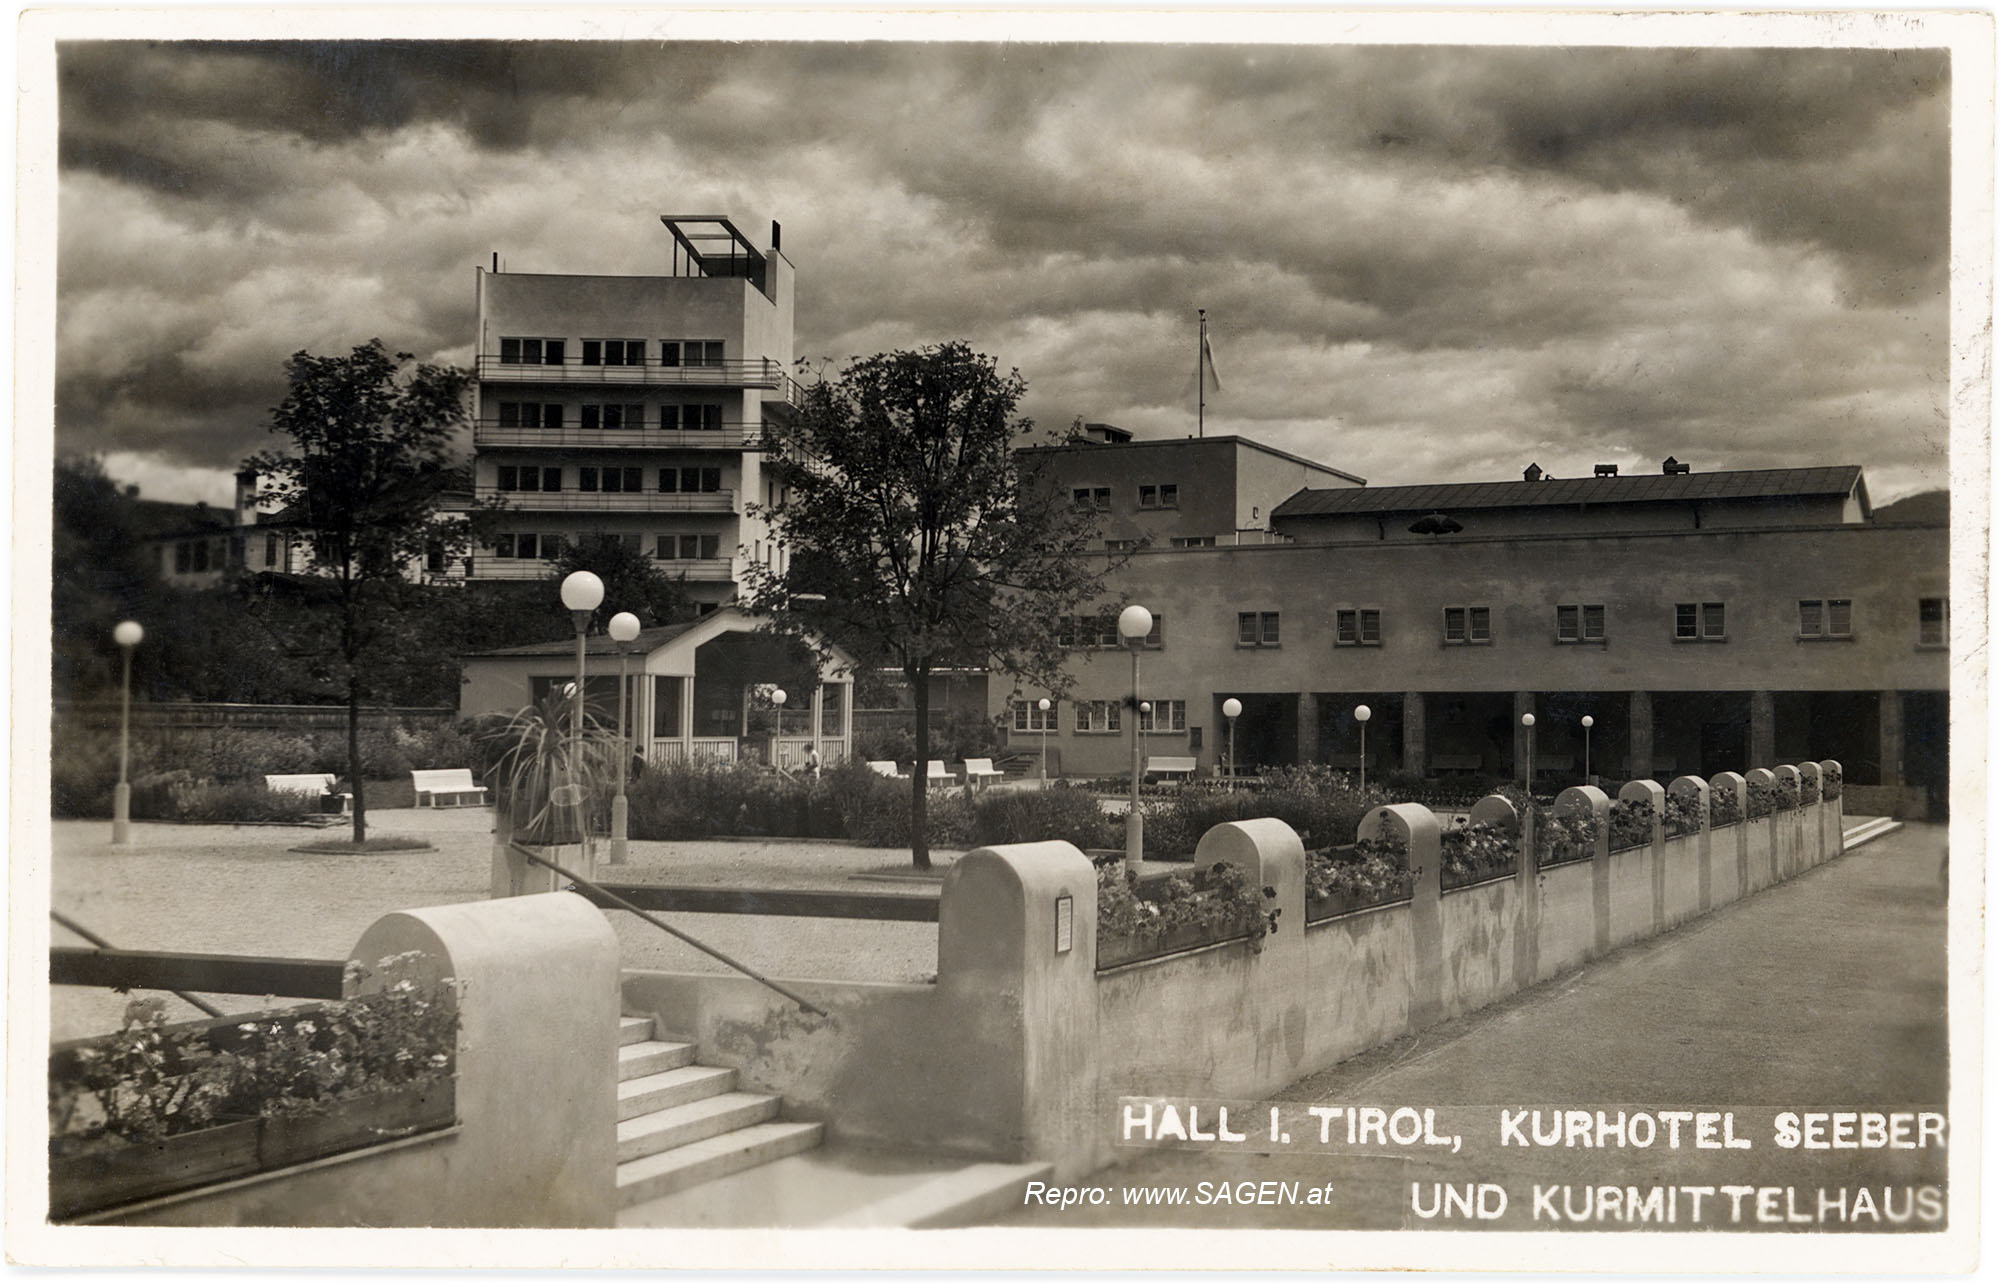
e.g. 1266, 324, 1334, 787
263, 773, 350, 812
1145, 755, 1198, 785
1431, 754, 1484, 776
411, 768, 489, 808
962, 758, 1005, 789
924, 760, 956, 789
867, 760, 908, 781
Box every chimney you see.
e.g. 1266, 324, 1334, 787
1522, 462, 1543, 482
234, 466, 260, 525
1594, 463, 1619, 478
1662, 456, 1691, 475
771, 220, 782, 252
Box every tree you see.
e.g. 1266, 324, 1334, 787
51, 456, 155, 701
743, 342, 1114, 868
250, 339, 472, 843
546, 534, 692, 631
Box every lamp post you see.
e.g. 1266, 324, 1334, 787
1581, 714, 1594, 783
1038, 697, 1052, 784
607, 611, 641, 865
1354, 704, 1372, 794
1521, 712, 1536, 793
771, 688, 788, 767
559, 571, 604, 869
112, 620, 143, 845
1118, 604, 1153, 870
1222, 697, 1242, 792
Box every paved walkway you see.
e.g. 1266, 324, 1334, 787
997, 823, 1950, 1230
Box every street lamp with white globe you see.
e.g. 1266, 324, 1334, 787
112, 620, 143, 845
559, 571, 604, 867
606, 611, 641, 864
1222, 697, 1242, 792
1038, 697, 1052, 784
1521, 712, 1537, 792
1581, 715, 1595, 783
771, 688, 788, 760
1118, 604, 1153, 869
1354, 704, 1372, 794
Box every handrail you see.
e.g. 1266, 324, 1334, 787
51, 911, 225, 1017
510, 844, 828, 1017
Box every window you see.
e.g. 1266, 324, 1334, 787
264, 533, 280, 567
667, 404, 724, 431
1170, 536, 1215, 549
659, 467, 722, 494
656, 534, 722, 560
1335, 608, 1381, 646
1556, 604, 1606, 642
496, 533, 559, 559
1443, 606, 1492, 645
1238, 612, 1281, 647
583, 467, 642, 493
1675, 602, 1727, 641
582, 339, 646, 367
1138, 483, 1180, 509
1104, 539, 1139, 552
581, 403, 646, 430
497, 401, 561, 430
499, 337, 565, 365
1919, 597, 1948, 646
1013, 700, 1057, 732
579, 467, 597, 492
1074, 700, 1122, 734
1798, 598, 1852, 639
662, 340, 724, 367
1071, 486, 1111, 511
1138, 699, 1187, 733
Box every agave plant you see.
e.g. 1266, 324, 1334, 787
480, 689, 621, 846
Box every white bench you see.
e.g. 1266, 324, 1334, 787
411, 768, 488, 808
925, 760, 956, 789
962, 758, 1005, 788
1146, 756, 1198, 784
264, 773, 350, 812
867, 760, 908, 781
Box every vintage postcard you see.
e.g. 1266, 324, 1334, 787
8, 6, 1990, 1274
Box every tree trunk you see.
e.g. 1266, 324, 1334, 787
909, 663, 930, 870
347, 670, 368, 844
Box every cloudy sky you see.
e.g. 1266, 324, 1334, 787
52, 36, 1954, 505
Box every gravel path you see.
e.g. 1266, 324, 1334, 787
50, 810, 957, 1040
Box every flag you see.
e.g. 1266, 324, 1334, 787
1200, 328, 1223, 393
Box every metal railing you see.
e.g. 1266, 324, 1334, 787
475, 487, 736, 513
473, 424, 767, 450
509, 844, 827, 1016
50, 911, 347, 1014
476, 355, 800, 400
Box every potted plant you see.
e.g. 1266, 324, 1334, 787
479, 689, 621, 882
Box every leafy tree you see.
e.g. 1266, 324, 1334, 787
743, 342, 1113, 868
546, 534, 692, 631
51, 456, 155, 701
249, 339, 472, 842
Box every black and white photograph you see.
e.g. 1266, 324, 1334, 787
10, 8, 1989, 1272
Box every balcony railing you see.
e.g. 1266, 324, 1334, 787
477, 355, 801, 404
473, 423, 767, 451
475, 487, 737, 513
466, 557, 737, 582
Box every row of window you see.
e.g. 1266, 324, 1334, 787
1013, 699, 1188, 734
498, 337, 727, 367
1061, 599, 1948, 649
495, 465, 725, 494
494, 401, 729, 431
489, 532, 727, 561
1104, 535, 1219, 551
1071, 483, 1179, 511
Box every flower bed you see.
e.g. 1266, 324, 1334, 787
1607, 799, 1655, 852
1665, 789, 1704, 838
1746, 777, 1775, 820
1538, 811, 1599, 867
1799, 773, 1821, 805
1774, 774, 1801, 811
1821, 763, 1843, 801
1440, 821, 1518, 889
1097, 861, 1279, 968
49, 954, 456, 1220
1306, 835, 1413, 920
1710, 786, 1743, 828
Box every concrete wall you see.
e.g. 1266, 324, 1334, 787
621, 763, 1845, 1181
104, 894, 621, 1227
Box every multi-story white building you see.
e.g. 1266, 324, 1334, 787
469, 215, 800, 608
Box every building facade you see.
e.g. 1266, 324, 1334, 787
468, 216, 799, 607
992, 455, 1948, 816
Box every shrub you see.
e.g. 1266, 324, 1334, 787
1306, 835, 1412, 916
1141, 765, 1385, 861
971, 785, 1116, 850
128, 777, 320, 824
1607, 798, 1656, 851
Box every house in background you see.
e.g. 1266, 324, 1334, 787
469, 215, 800, 608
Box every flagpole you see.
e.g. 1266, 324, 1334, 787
1197, 309, 1206, 439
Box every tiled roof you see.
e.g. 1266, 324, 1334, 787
1271, 466, 1865, 518
460, 617, 704, 660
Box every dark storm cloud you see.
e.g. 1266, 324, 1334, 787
51, 39, 1954, 503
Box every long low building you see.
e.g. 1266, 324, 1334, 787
992, 455, 1948, 818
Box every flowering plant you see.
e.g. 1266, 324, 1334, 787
1540, 811, 1599, 865
1665, 789, 1705, 838
1710, 785, 1743, 828
1799, 773, 1821, 805
1097, 861, 1280, 955
1821, 763, 1843, 800
1440, 820, 1518, 888
1307, 835, 1414, 912
1607, 799, 1656, 852
1746, 777, 1775, 819
1773, 774, 1801, 811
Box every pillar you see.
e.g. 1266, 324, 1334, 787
1629, 691, 1654, 779
1403, 692, 1427, 775
1296, 692, 1320, 766
1750, 689, 1775, 768
1878, 691, 1904, 786
810, 685, 825, 765
679, 674, 696, 753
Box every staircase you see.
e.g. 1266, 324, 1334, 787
615, 1015, 823, 1208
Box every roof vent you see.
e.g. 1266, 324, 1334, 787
1662, 456, 1691, 475
1594, 463, 1619, 478
1523, 462, 1543, 482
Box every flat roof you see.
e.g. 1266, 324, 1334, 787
1271, 466, 1867, 518
1020, 434, 1365, 485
